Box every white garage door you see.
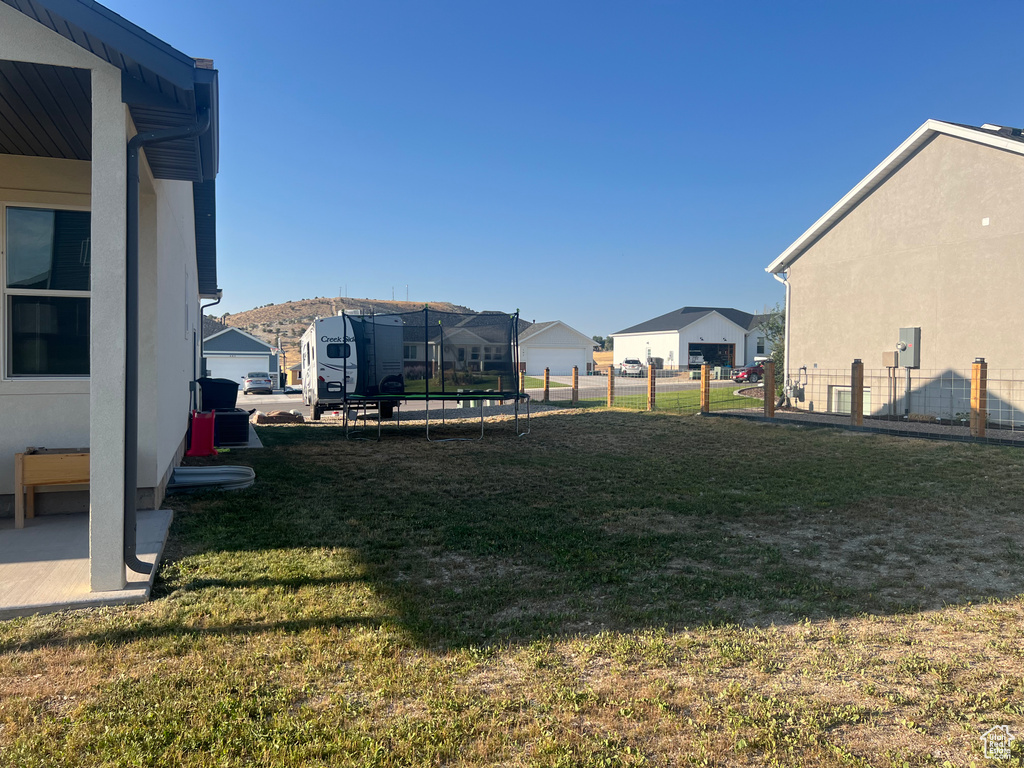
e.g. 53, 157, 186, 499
525, 347, 588, 376
205, 355, 267, 389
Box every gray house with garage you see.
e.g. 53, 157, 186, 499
203, 322, 280, 389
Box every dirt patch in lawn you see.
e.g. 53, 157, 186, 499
729, 497, 1024, 609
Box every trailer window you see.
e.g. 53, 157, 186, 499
326, 343, 350, 359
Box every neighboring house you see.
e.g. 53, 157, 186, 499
399, 314, 595, 377
400, 312, 516, 378
287, 363, 302, 386
203, 325, 280, 389
612, 307, 771, 370
0, 0, 219, 593
766, 120, 1024, 415
517, 321, 596, 375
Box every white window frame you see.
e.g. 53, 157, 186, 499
2, 201, 92, 381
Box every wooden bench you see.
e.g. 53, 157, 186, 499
13, 449, 90, 529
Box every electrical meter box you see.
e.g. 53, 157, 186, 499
897, 327, 920, 368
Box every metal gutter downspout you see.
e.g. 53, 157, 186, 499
124, 108, 212, 575
772, 270, 791, 389
197, 291, 223, 409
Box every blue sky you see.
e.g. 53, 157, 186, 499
106, 0, 1024, 337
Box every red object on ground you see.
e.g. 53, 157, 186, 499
186, 410, 217, 457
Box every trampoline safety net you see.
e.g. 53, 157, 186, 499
345, 308, 522, 400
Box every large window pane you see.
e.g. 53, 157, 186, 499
7, 208, 91, 290
9, 296, 89, 375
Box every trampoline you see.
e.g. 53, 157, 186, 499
301, 307, 530, 440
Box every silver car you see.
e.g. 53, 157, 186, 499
619, 358, 644, 377
242, 371, 273, 395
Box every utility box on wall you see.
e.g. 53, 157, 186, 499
897, 327, 920, 368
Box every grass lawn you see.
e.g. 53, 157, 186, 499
3, 411, 1024, 766
569, 387, 758, 412
523, 376, 569, 389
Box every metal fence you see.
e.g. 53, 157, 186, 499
522, 360, 1024, 446
523, 365, 766, 415
763, 360, 1024, 445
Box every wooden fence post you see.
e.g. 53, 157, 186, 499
764, 361, 776, 418
647, 364, 656, 411
543, 367, 550, 402
700, 364, 711, 413
607, 365, 615, 407
850, 359, 863, 427
971, 357, 987, 438
572, 366, 579, 405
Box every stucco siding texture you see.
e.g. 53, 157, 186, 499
788, 134, 1024, 374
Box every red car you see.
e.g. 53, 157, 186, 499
732, 364, 764, 384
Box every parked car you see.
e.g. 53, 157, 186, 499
732, 364, 764, 384
619, 358, 644, 377
242, 371, 274, 395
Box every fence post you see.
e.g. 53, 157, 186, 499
647, 364, 656, 411
607, 365, 615, 407
572, 366, 579, 405
850, 359, 863, 427
543, 367, 550, 402
764, 361, 776, 418
700, 364, 711, 413
971, 357, 987, 438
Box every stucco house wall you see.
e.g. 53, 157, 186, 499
0, 147, 200, 508
784, 132, 1024, 374
0, 155, 92, 500
0, 0, 220, 592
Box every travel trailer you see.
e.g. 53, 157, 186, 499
300, 313, 405, 420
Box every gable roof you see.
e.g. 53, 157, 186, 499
518, 320, 595, 347
613, 307, 758, 335
204, 326, 273, 353
766, 120, 1024, 274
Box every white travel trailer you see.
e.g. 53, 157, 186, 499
300, 313, 405, 420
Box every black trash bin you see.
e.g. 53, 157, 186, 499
196, 377, 249, 446
197, 377, 239, 411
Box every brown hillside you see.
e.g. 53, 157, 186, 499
213, 297, 474, 374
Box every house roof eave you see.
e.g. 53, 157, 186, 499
765, 119, 1024, 274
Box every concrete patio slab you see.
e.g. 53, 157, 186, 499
0, 508, 173, 619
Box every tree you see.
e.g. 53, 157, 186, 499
592, 335, 612, 351
757, 304, 785, 395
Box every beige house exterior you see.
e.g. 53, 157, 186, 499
767, 120, 1024, 411
0, 0, 220, 595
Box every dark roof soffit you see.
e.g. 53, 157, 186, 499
7, 0, 196, 91
4, 0, 219, 181
193, 180, 218, 298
